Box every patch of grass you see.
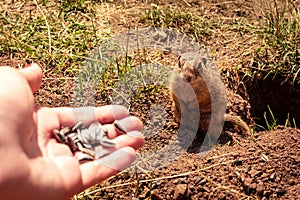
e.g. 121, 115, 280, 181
0, 0, 100, 75
251, 0, 300, 85
141, 6, 212, 42
258, 105, 297, 131
263, 105, 278, 131
284, 113, 297, 128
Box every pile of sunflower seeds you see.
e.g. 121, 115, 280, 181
53, 121, 120, 162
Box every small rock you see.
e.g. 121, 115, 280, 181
243, 178, 253, 194
197, 186, 210, 193
233, 159, 243, 166
276, 189, 286, 197
243, 178, 253, 186
289, 179, 296, 185
269, 172, 276, 181
256, 184, 264, 197
179, 177, 188, 184
252, 170, 263, 178
245, 165, 251, 173
151, 189, 163, 200
278, 143, 285, 149
249, 183, 257, 192
189, 185, 195, 192
263, 190, 272, 198
152, 182, 160, 189
218, 157, 226, 163
261, 172, 269, 179
173, 184, 190, 200
141, 187, 150, 198
219, 193, 226, 200
247, 148, 256, 152
199, 178, 207, 185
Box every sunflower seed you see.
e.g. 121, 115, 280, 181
67, 132, 78, 140
53, 129, 65, 143
53, 121, 116, 162
114, 120, 127, 133
67, 137, 77, 152
269, 172, 276, 181
60, 127, 71, 136
80, 147, 95, 157
72, 121, 84, 132
100, 137, 116, 148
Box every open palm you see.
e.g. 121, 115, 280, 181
0, 64, 144, 200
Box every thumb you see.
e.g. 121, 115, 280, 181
20, 62, 43, 93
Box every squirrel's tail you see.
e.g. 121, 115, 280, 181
224, 114, 251, 136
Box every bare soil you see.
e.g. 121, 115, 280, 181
96, 126, 300, 200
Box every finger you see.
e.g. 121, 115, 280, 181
103, 116, 143, 138
20, 63, 43, 93
113, 131, 145, 150
52, 105, 130, 127
79, 147, 136, 189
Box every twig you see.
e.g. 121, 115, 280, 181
76, 157, 252, 198
34, 0, 51, 56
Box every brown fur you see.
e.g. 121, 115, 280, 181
170, 51, 250, 139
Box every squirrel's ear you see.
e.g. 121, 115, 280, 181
196, 57, 206, 72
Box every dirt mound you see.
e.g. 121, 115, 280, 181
93, 127, 299, 199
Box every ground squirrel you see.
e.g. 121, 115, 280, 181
170, 50, 250, 139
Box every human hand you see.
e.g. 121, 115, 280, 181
0, 63, 144, 200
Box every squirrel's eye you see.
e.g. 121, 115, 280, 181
196, 62, 203, 72
178, 56, 182, 68
196, 58, 206, 72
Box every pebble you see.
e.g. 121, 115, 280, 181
243, 178, 253, 186
173, 184, 189, 200
173, 179, 179, 184
244, 165, 251, 173
150, 189, 163, 200
247, 148, 256, 152
233, 159, 243, 166
256, 184, 264, 197
249, 183, 257, 191
269, 172, 276, 181
260, 153, 269, 162
276, 189, 286, 197
199, 178, 207, 185
179, 177, 188, 184
263, 190, 271, 198
278, 143, 285, 149
252, 170, 263, 178
289, 179, 295, 185
243, 178, 253, 194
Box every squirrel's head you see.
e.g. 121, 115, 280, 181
177, 52, 207, 83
